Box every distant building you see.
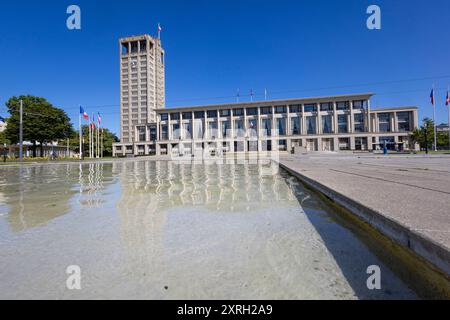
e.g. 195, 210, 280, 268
436, 124, 449, 132
113, 34, 419, 156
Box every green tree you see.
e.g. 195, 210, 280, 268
410, 118, 450, 151
4, 95, 74, 157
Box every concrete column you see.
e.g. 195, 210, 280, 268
271, 106, 275, 137
367, 99, 371, 132
301, 104, 306, 135
349, 100, 354, 133
317, 103, 321, 135
156, 143, 161, 156
350, 136, 356, 150
393, 112, 398, 132
333, 137, 339, 151
367, 136, 373, 151
191, 111, 195, 141
332, 101, 337, 133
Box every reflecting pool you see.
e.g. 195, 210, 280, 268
0, 160, 416, 299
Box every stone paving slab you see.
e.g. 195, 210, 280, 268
278, 153, 450, 276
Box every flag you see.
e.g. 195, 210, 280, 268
97, 112, 101, 126
446, 90, 450, 106
80, 106, 89, 120
430, 88, 435, 105
158, 23, 162, 33
90, 114, 95, 129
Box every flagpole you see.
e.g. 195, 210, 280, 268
448, 86, 450, 152
79, 110, 82, 160
433, 85, 437, 151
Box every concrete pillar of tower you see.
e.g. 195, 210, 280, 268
333, 137, 339, 151
156, 143, 161, 156
350, 136, 356, 150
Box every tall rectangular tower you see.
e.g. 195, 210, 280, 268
119, 34, 165, 143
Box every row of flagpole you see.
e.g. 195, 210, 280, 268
430, 86, 450, 151
79, 106, 103, 159
236, 88, 268, 102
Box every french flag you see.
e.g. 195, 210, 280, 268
97, 112, 101, 126
80, 106, 89, 120
430, 88, 435, 106
446, 90, 450, 106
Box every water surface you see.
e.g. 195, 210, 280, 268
0, 160, 416, 299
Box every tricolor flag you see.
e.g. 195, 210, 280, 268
97, 112, 101, 126
90, 114, 95, 129
446, 90, 450, 106
158, 23, 162, 33
430, 88, 435, 106
80, 106, 89, 120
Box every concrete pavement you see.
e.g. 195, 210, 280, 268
278, 153, 450, 281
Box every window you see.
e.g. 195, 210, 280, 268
260, 107, 272, 115
194, 111, 205, 119
140, 40, 147, 52
149, 126, 157, 141
138, 127, 146, 142
289, 105, 301, 113
233, 108, 244, 116
276, 118, 286, 135
170, 113, 180, 120
261, 118, 271, 136
160, 113, 168, 121
398, 122, 410, 132
275, 105, 286, 114
304, 104, 316, 112
354, 113, 365, 133
182, 112, 192, 120
322, 115, 332, 134
220, 109, 230, 117
290, 117, 300, 135
160, 125, 168, 140
234, 119, 244, 137
208, 121, 218, 139
184, 122, 192, 139
172, 123, 180, 139
338, 115, 348, 133
221, 120, 230, 138
336, 101, 349, 110
320, 103, 332, 111
207, 110, 217, 118
353, 100, 367, 110
248, 119, 258, 137
378, 113, 391, 132
194, 119, 203, 138
306, 116, 316, 134
397, 112, 410, 122
246, 107, 258, 116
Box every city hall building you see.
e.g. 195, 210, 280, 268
113, 34, 419, 157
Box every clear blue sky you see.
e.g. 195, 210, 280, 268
1, 0, 450, 135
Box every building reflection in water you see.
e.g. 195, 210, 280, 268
111, 160, 316, 287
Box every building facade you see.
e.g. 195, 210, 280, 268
113, 34, 418, 156
119, 34, 165, 143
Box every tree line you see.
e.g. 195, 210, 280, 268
0, 95, 118, 158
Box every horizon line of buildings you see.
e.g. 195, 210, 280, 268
112, 33, 421, 157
